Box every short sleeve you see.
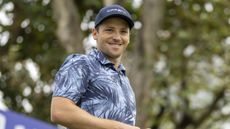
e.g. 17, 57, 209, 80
52, 54, 89, 104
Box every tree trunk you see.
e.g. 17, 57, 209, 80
126, 0, 165, 128
103, 0, 116, 6
52, 0, 84, 53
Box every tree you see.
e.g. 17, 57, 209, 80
0, 0, 62, 122
1, 0, 230, 129
52, 0, 84, 53
125, 0, 165, 127
147, 0, 230, 129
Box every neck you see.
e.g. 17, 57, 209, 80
107, 56, 122, 70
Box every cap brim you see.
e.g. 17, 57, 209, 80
95, 14, 134, 29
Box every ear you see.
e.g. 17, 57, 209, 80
92, 28, 98, 40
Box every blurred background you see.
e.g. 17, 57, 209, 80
0, 0, 230, 129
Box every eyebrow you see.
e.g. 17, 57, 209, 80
103, 25, 129, 30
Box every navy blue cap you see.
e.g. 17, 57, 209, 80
95, 4, 134, 29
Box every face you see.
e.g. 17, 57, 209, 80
92, 17, 130, 62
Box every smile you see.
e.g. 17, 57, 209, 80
108, 43, 122, 46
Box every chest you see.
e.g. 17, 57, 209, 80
86, 65, 135, 105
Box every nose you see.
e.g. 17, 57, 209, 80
112, 32, 121, 42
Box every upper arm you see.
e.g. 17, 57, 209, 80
52, 55, 90, 103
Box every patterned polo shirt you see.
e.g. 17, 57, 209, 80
52, 49, 136, 125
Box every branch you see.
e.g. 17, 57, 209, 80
193, 86, 226, 128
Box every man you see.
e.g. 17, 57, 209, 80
50, 4, 140, 129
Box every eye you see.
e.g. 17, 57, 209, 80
121, 30, 128, 33
105, 28, 113, 32
121, 30, 128, 35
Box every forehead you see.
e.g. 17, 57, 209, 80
99, 17, 129, 29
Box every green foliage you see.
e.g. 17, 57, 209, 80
0, 0, 65, 122
150, 0, 230, 129
0, 0, 229, 129
0, 0, 105, 123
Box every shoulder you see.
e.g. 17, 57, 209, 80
59, 54, 90, 72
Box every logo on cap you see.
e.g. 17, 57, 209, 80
106, 8, 128, 15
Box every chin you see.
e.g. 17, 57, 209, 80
108, 53, 122, 59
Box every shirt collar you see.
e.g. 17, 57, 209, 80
89, 49, 126, 75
